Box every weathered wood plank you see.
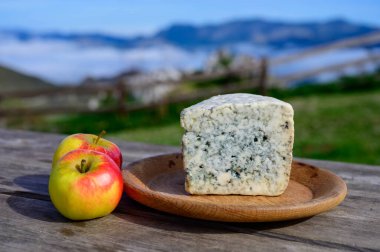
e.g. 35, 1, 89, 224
0, 128, 177, 162
1, 177, 378, 251
0, 193, 352, 252
0, 128, 380, 251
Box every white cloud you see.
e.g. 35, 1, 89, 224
0, 38, 207, 84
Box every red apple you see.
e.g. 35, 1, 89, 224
49, 149, 123, 220
52, 131, 122, 169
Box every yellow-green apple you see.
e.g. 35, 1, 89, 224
52, 131, 122, 169
49, 149, 123, 220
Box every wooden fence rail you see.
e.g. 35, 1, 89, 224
0, 72, 263, 117
0, 69, 251, 100
270, 31, 380, 66
280, 54, 380, 84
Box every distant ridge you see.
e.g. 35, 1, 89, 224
0, 65, 53, 92
1, 18, 379, 50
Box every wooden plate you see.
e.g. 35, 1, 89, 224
123, 153, 347, 222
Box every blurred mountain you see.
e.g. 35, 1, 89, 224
0, 65, 53, 92
1, 18, 378, 50
155, 18, 379, 49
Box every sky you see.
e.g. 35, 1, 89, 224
0, 0, 379, 36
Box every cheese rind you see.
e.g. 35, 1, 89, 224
181, 93, 294, 196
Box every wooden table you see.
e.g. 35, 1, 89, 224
0, 129, 379, 251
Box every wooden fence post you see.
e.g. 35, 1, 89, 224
157, 95, 169, 118
0, 95, 3, 120
258, 57, 268, 96
116, 79, 127, 114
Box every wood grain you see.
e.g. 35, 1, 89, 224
0, 129, 379, 251
123, 153, 347, 222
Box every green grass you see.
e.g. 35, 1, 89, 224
110, 91, 380, 165
291, 91, 380, 164
111, 123, 184, 146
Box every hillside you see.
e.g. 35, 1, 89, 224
0, 65, 53, 92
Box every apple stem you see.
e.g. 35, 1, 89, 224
80, 159, 87, 173
76, 159, 88, 173
94, 130, 106, 145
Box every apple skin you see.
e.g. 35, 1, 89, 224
49, 149, 123, 220
52, 133, 122, 169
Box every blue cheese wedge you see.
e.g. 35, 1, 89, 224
180, 93, 294, 196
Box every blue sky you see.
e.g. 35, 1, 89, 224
0, 0, 379, 36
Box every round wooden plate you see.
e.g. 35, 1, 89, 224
123, 153, 347, 222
